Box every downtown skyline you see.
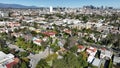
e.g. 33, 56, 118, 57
0, 0, 120, 8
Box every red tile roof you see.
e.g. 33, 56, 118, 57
101, 48, 106, 50
87, 47, 97, 52
34, 39, 42, 43
14, 58, 19, 63
78, 45, 84, 49
64, 30, 71, 34
6, 58, 19, 68
43, 31, 56, 36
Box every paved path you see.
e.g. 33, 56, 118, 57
8, 43, 25, 52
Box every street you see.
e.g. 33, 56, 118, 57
28, 47, 53, 68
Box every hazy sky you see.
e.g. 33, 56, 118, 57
0, 0, 120, 8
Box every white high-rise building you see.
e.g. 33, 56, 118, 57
50, 6, 53, 13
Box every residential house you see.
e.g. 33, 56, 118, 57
42, 36, 48, 42
86, 47, 97, 56
34, 29, 41, 33
42, 31, 56, 37
77, 45, 86, 52
113, 56, 120, 65
86, 47, 97, 63
57, 38, 66, 48
33, 37, 42, 46
69, 23, 84, 30
0, 51, 18, 68
63, 29, 72, 35
0, 21, 6, 26
85, 22, 93, 29
87, 56, 95, 63
29, 27, 36, 31
22, 34, 33, 41
92, 58, 101, 67
11, 33, 21, 38
63, 19, 81, 25
0, 28, 6, 33
7, 22, 21, 27
100, 48, 113, 59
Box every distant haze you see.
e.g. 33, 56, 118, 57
0, 0, 119, 8
0, 3, 38, 8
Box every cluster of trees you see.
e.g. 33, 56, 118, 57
0, 42, 10, 54
36, 52, 89, 68
55, 13, 66, 19
83, 36, 95, 43
49, 39, 60, 52
100, 33, 120, 48
36, 59, 50, 68
81, 28, 101, 34
15, 37, 44, 53
75, 14, 105, 23
52, 52, 88, 68
36, 53, 58, 68
69, 45, 78, 53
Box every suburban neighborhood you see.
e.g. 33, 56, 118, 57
0, 1, 120, 68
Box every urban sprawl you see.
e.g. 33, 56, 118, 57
0, 6, 120, 68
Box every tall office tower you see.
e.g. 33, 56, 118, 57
50, 6, 53, 13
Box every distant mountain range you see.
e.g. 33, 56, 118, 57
0, 3, 39, 8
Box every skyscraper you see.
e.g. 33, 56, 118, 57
50, 6, 53, 13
